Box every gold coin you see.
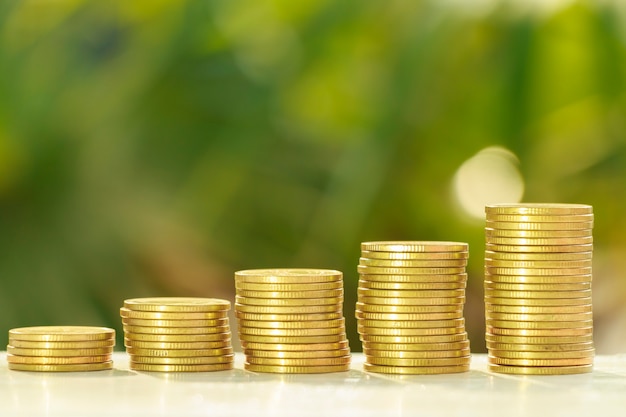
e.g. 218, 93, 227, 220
486, 319, 593, 329
485, 267, 592, 276
486, 311, 592, 322
484, 250, 593, 261
361, 241, 468, 252
485, 333, 594, 344
362, 341, 470, 351
485, 274, 592, 284
486, 236, 594, 245
244, 355, 351, 367
238, 318, 345, 330
486, 327, 593, 337
357, 313, 463, 324
488, 355, 593, 367
123, 325, 232, 335
130, 362, 234, 372
240, 341, 349, 351
358, 325, 465, 336
485, 228, 591, 238
124, 297, 230, 313
361, 250, 469, 260
363, 348, 470, 359
235, 295, 342, 307
484, 289, 591, 299
358, 296, 465, 306
235, 312, 343, 322
8, 361, 113, 372
359, 318, 465, 329
244, 363, 350, 373
487, 348, 595, 359
357, 288, 466, 298
355, 306, 462, 317
121, 318, 230, 329
485, 203, 593, 215
235, 281, 344, 292
484, 296, 592, 307
234, 269, 342, 284
238, 326, 346, 337
244, 348, 351, 359
363, 363, 469, 374
6, 346, 113, 357
125, 339, 231, 350
357, 265, 466, 275
485, 304, 593, 314
355, 302, 465, 313
238, 334, 346, 344
119, 308, 229, 320
365, 356, 470, 367
485, 221, 594, 231
8, 339, 115, 349
124, 339, 232, 356
234, 303, 342, 314
357, 274, 468, 283
360, 333, 468, 344
7, 354, 111, 365
488, 363, 592, 375
485, 213, 594, 222
123, 332, 231, 343
125, 347, 233, 357
484, 259, 593, 269
486, 341, 594, 352
485, 243, 593, 253
8, 326, 115, 342
124, 334, 231, 350
235, 289, 344, 299
358, 280, 466, 290
359, 258, 467, 268
484, 282, 591, 292
130, 355, 234, 365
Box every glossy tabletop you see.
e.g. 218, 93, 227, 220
1, 352, 625, 417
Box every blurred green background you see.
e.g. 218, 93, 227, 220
0, 0, 625, 353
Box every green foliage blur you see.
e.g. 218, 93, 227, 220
1, 0, 625, 352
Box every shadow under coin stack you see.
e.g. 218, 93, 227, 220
235, 269, 351, 373
121, 297, 234, 372
356, 241, 471, 374
7, 326, 115, 372
484, 203, 594, 375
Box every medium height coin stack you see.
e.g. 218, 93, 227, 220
7, 326, 115, 372
235, 269, 351, 373
356, 241, 471, 374
485, 203, 594, 375
121, 297, 234, 372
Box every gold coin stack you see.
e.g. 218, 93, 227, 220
7, 326, 115, 372
121, 297, 234, 372
356, 241, 471, 375
485, 203, 594, 375
235, 269, 351, 373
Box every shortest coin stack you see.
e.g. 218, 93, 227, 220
235, 269, 351, 374
121, 297, 234, 372
7, 326, 115, 372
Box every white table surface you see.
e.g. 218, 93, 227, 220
1, 352, 625, 417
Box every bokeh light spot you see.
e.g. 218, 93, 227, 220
452, 146, 525, 219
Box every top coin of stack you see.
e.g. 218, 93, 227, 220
484, 203, 594, 375
121, 297, 234, 372
235, 269, 351, 374
356, 241, 471, 375
7, 326, 115, 372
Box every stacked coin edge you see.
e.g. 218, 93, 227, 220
485, 203, 594, 375
121, 297, 234, 372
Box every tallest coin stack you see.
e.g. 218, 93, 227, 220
484, 203, 594, 375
